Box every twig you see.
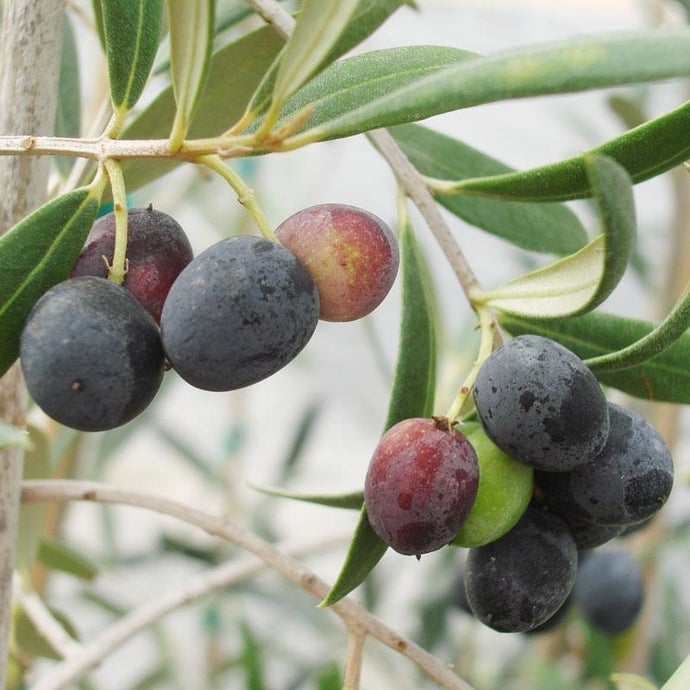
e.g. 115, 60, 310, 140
22, 479, 475, 690
242, 0, 295, 39
28, 530, 349, 690
14, 575, 83, 660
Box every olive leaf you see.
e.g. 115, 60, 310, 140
610, 673, 658, 690
500, 312, 690, 404
166, 0, 215, 148
281, 29, 690, 146
0, 420, 31, 451
244, 0, 406, 125
321, 217, 438, 607
251, 484, 363, 510
0, 181, 105, 378
452, 100, 690, 201
478, 155, 635, 318
101, 0, 163, 115
389, 123, 588, 255
270, 0, 361, 109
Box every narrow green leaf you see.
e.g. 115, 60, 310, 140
585, 282, 690, 372
319, 508, 387, 608
244, 0, 405, 123
119, 24, 285, 191
271, 0, 360, 108
37, 537, 99, 581
54, 16, 81, 179
101, 0, 163, 113
15, 605, 79, 661
281, 29, 690, 146
166, 0, 214, 147
452, 100, 690, 202
0, 420, 31, 451
480, 155, 635, 318
0, 181, 104, 378
500, 312, 690, 403
389, 123, 587, 255
251, 484, 363, 510
321, 219, 438, 607
240, 620, 266, 690
317, 664, 343, 690
384, 217, 437, 427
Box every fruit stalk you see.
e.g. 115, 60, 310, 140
103, 159, 129, 284
0, 0, 65, 686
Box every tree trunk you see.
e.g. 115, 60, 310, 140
0, 1, 65, 685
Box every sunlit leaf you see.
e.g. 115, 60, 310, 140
479, 155, 635, 318
452, 100, 690, 201
389, 123, 587, 255
610, 673, 658, 690
271, 0, 360, 109
500, 311, 690, 403
244, 0, 405, 124
166, 0, 214, 147
101, 0, 163, 113
251, 484, 363, 510
0, 180, 105, 378
279, 29, 690, 146
0, 420, 31, 451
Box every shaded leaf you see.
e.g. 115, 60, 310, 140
389, 123, 587, 255
101, 0, 163, 113
15, 605, 79, 661
453, 100, 690, 201
0, 180, 105, 378
500, 311, 690, 403
271, 0, 360, 109
319, 508, 387, 608
317, 664, 343, 690
480, 155, 635, 317
119, 24, 285, 191
37, 537, 99, 581
322, 219, 437, 606
240, 619, 266, 690
281, 29, 690, 146
384, 217, 437, 427
167, 0, 215, 147
54, 16, 81, 179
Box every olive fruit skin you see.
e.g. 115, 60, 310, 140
452, 426, 533, 548
536, 403, 674, 527
472, 335, 609, 472
364, 417, 479, 557
20, 277, 165, 432
275, 203, 399, 322
574, 549, 644, 635
160, 235, 320, 391
465, 507, 578, 633
71, 207, 194, 322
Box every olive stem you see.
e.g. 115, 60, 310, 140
197, 154, 278, 242
102, 159, 129, 284
445, 305, 497, 423
21, 479, 476, 690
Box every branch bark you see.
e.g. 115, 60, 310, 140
0, 1, 65, 685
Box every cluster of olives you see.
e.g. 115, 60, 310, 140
19, 203, 399, 432
364, 334, 673, 634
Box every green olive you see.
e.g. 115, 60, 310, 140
452, 425, 533, 548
